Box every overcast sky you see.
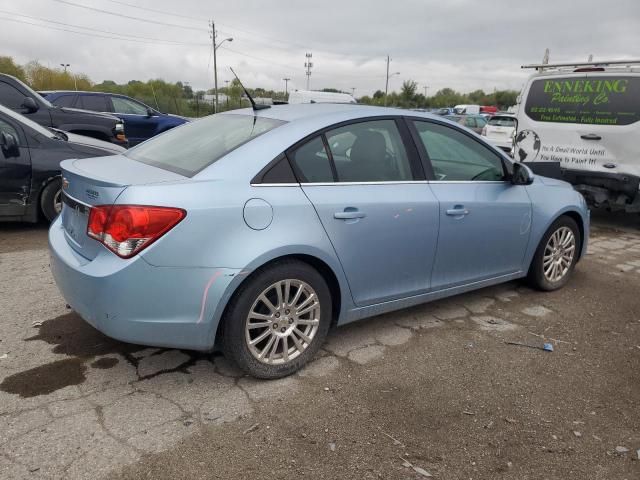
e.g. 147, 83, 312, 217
2, 0, 639, 96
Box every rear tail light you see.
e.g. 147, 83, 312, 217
87, 205, 186, 258
481, 125, 487, 136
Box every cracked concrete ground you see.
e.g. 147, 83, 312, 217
1, 211, 639, 479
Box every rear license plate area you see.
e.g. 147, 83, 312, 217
62, 193, 90, 244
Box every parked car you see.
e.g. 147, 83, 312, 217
434, 107, 454, 116
0, 74, 127, 148
40, 91, 189, 146
453, 104, 481, 114
515, 59, 640, 212
482, 113, 517, 152
444, 114, 488, 134
0, 104, 125, 222
49, 104, 589, 378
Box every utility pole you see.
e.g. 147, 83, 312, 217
282, 77, 290, 95
60, 63, 70, 73
351, 87, 356, 96
423, 85, 429, 97
384, 56, 400, 107
305, 53, 313, 90
210, 20, 233, 113
384, 55, 390, 106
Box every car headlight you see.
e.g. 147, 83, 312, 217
114, 122, 124, 132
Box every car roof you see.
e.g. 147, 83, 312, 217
223, 103, 441, 123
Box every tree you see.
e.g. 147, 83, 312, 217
0, 56, 26, 81
400, 80, 418, 101
372, 90, 385, 99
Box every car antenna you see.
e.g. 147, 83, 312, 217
229, 68, 270, 111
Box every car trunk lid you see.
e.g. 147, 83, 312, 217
60, 154, 185, 259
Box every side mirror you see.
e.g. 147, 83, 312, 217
511, 162, 534, 185
21, 97, 39, 113
0, 132, 19, 157
146, 107, 154, 117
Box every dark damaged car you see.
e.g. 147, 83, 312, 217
0, 104, 125, 222
0, 74, 128, 148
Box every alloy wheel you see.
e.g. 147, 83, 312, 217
53, 189, 62, 215
543, 226, 576, 283
245, 279, 321, 365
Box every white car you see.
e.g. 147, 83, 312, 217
481, 114, 517, 152
514, 59, 640, 212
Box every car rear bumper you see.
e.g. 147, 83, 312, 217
48, 217, 241, 351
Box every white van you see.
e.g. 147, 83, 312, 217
453, 104, 480, 115
288, 90, 357, 104
514, 59, 640, 212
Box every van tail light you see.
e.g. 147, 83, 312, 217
87, 205, 186, 258
481, 125, 487, 136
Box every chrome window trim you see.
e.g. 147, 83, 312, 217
300, 181, 430, 186
250, 183, 300, 187
427, 180, 510, 184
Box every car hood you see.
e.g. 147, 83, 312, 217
63, 131, 126, 154
59, 106, 120, 121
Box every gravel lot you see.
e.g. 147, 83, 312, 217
1, 212, 639, 479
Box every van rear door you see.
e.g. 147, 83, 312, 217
515, 73, 640, 179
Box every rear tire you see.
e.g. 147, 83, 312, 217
527, 216, 580, 291
222, 260, 332, 379
40, 179, 62, 222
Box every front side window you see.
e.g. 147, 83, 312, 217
325, 119, 413, 182
412, 121, 505, 181
111, 97, 149, 115
0, 118, 19, 139
525, 75, 640, 126
0, 82, 26, 109
126, 114, 285, 177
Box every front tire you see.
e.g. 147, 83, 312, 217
40, 179, 62, 222
528, 216, 580, 291
222, 260, 332, 379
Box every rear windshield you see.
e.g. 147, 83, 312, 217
488, 116, 516, 127
126, 113, 286, 176
525, 75, 640, 126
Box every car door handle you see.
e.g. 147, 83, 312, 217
580, 134, 602, 141
446, 206, 469, 217
334, 209, 366, 220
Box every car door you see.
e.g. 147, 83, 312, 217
0, 115, 31, 216
410, 119, 532, 290
109, 96, 156, 145
288, 118, 440, 307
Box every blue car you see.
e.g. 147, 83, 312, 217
40, 91, 189, 146
49, 104, 589, 378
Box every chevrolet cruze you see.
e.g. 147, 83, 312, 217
49, 104, 589, 378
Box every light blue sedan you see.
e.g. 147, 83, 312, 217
49, 104, 589, 378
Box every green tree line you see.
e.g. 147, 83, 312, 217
1, 56, 518, 116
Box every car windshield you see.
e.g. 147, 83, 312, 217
445, 115, 461, 121
125, 113, 286, 177
0, 104, 56, 138
488, 116, 516, 127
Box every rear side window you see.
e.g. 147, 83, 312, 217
525, 75, 640, 126
126, 114, 285, 177
53, 94, 76, 108
325, 119, 413, 182
488, 116, 516, 127
78, 94, 108, 112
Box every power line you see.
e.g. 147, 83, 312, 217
101, 0, 311, 50
0, 15, 208, 46
0, 10, 207, 45
104, 0, 202, 22
51, 0, 208, 32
